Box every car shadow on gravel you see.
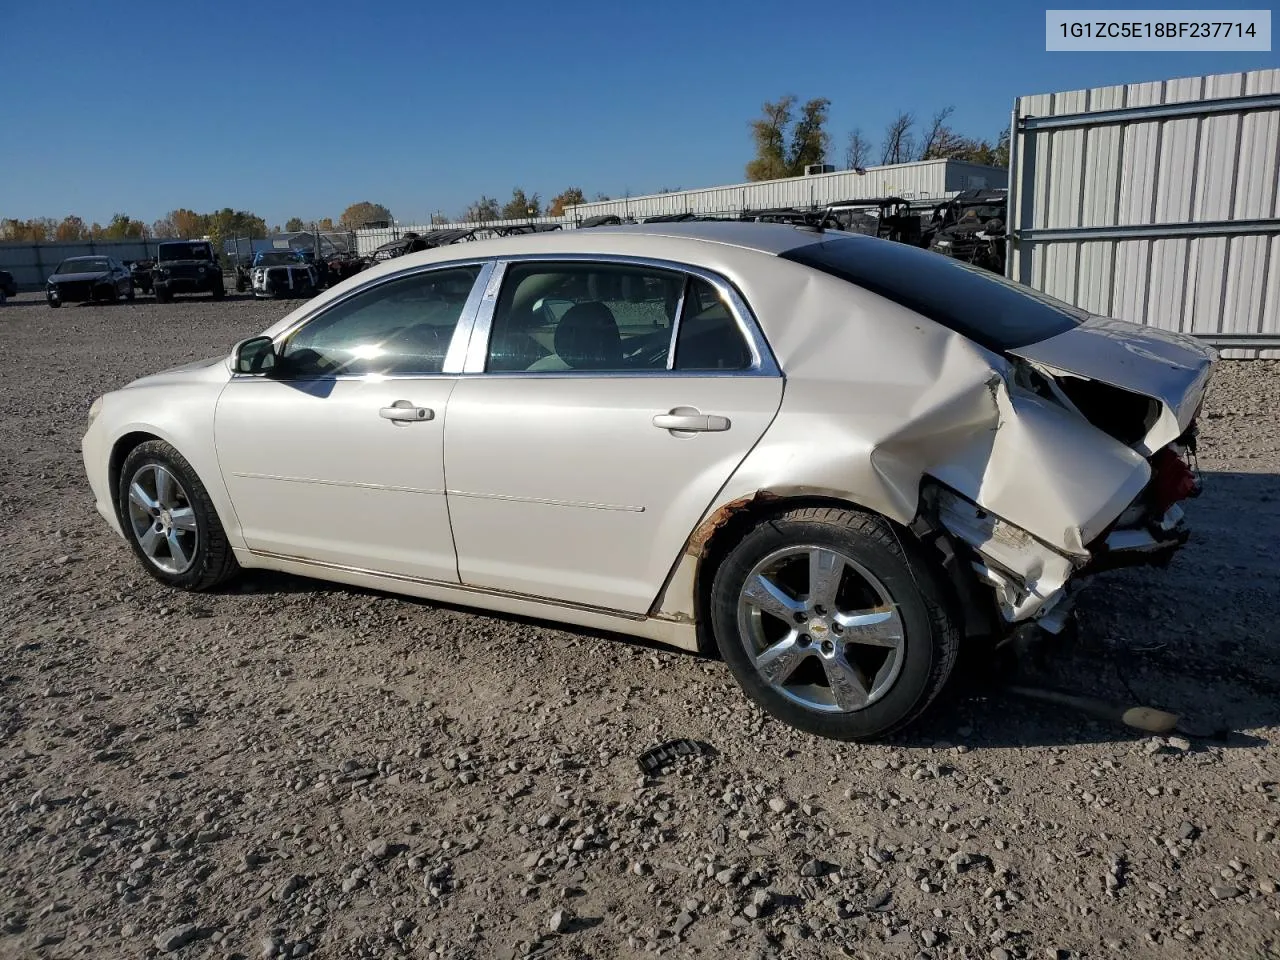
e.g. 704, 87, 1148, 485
220, 470, 1279, 751
904, 470, 1280, 750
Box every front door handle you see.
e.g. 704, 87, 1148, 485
653, 407, 731, 433
380, 400, 435, 422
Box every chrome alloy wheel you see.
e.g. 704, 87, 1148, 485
126, 463, 198, 574
736, 545, 905, 713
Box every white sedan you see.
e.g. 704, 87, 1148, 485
82, 222, 1214, 739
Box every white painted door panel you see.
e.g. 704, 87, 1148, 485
445, 376, 783, 612
215, 377, 459, 581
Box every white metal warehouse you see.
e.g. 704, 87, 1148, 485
1008, 67, 1280, 356
562, 158, 1006, 222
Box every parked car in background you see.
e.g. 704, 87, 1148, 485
244, 249, 321, 299
0, 269, 16, 303
81, 223, 1214, 740
125, 258, 155, 295
46, 256, 135, 307
152, 241, 225, 302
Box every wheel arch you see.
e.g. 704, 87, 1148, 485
681, 490, 986, 659
108, 430, 164, 528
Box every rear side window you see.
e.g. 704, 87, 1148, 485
781, 237, 1086, 352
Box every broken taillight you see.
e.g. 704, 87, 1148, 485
1150, 446, 1200, 516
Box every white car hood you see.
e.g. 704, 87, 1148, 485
1008, 315, 1216, 454
126, 355, 229, 388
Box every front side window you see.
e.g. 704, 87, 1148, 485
485, 262, 755, 373
280, 265, 482, 377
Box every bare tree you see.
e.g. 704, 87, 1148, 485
918, 106, 955, 160
880, 111, 915, 165
844, 128, 872, 169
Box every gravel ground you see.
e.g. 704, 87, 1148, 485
1, 291, 1278, 960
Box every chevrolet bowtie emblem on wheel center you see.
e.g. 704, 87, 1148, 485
808, 620, 830, 638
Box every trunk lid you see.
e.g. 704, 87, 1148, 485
1007, 315, 1216, 454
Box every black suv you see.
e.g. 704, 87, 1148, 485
152, 241, 226, 301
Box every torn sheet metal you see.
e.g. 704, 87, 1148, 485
654, 262, 1213, 627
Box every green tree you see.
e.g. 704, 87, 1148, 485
339, 202, 392, 230
746, 96, 831, 180
102, 213, 149, 239
0, 218, 54, 241
56, 215, 90, 241
993, 126, 1010, 168
462, 196, 501, 223
746, 96, 793, 181
285, 217, 306, 232
547, 187, 585, 217
500, 188, 541, 219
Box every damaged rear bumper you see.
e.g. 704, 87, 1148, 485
930, 485, 1194, 635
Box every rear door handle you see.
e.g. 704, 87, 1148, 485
380, 400, 434, 422
653, 407, 731, 433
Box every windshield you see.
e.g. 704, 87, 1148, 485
57, 258, 109, 274
781, 237, 1086, 352
158, 242, 212, 261
957, 205, 1005, 221
255, 251, 304, 266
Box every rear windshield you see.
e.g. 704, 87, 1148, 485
781, 237, 1085, 351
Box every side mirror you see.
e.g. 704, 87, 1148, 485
233, 336, 277, 375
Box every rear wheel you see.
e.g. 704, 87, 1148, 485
118, 440, 238, 591
710, 506, 960, 740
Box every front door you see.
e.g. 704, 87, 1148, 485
215, 263, 487, 582
445, 259, 783, 613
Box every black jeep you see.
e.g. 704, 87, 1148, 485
152, 240, 226, 302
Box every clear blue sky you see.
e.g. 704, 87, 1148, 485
0, 0, 1274, 227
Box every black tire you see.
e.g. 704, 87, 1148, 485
212, 284, 226, 300
710, 505, 960, 741
126, 283, 135, 301
117, 440, 239, 591
235, 275, 247, 293
155, 288, 171, 303
48, 299, 61, 309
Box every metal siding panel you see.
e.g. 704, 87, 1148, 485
1046, 90, 1087, 229
1075, 241, 1114, 314
1080, 86, 1125, 227
1113, 240, 1151, 326
1147, 238, 1189, 333
1185, 236, 1227, 334
1042, 243, 1077, 303
1014, 69, 1279, 348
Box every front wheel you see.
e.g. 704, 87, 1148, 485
118, 440, 239, 591
48, 299, 61, 309
710, 506, 960, 741
212, 283, 225, 300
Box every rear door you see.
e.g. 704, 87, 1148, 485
444, 257, 784, 613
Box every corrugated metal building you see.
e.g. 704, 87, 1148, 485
564, 159, 1007, 222
1008, 68, 1280, 356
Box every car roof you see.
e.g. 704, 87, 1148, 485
572, 220, 835, 255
